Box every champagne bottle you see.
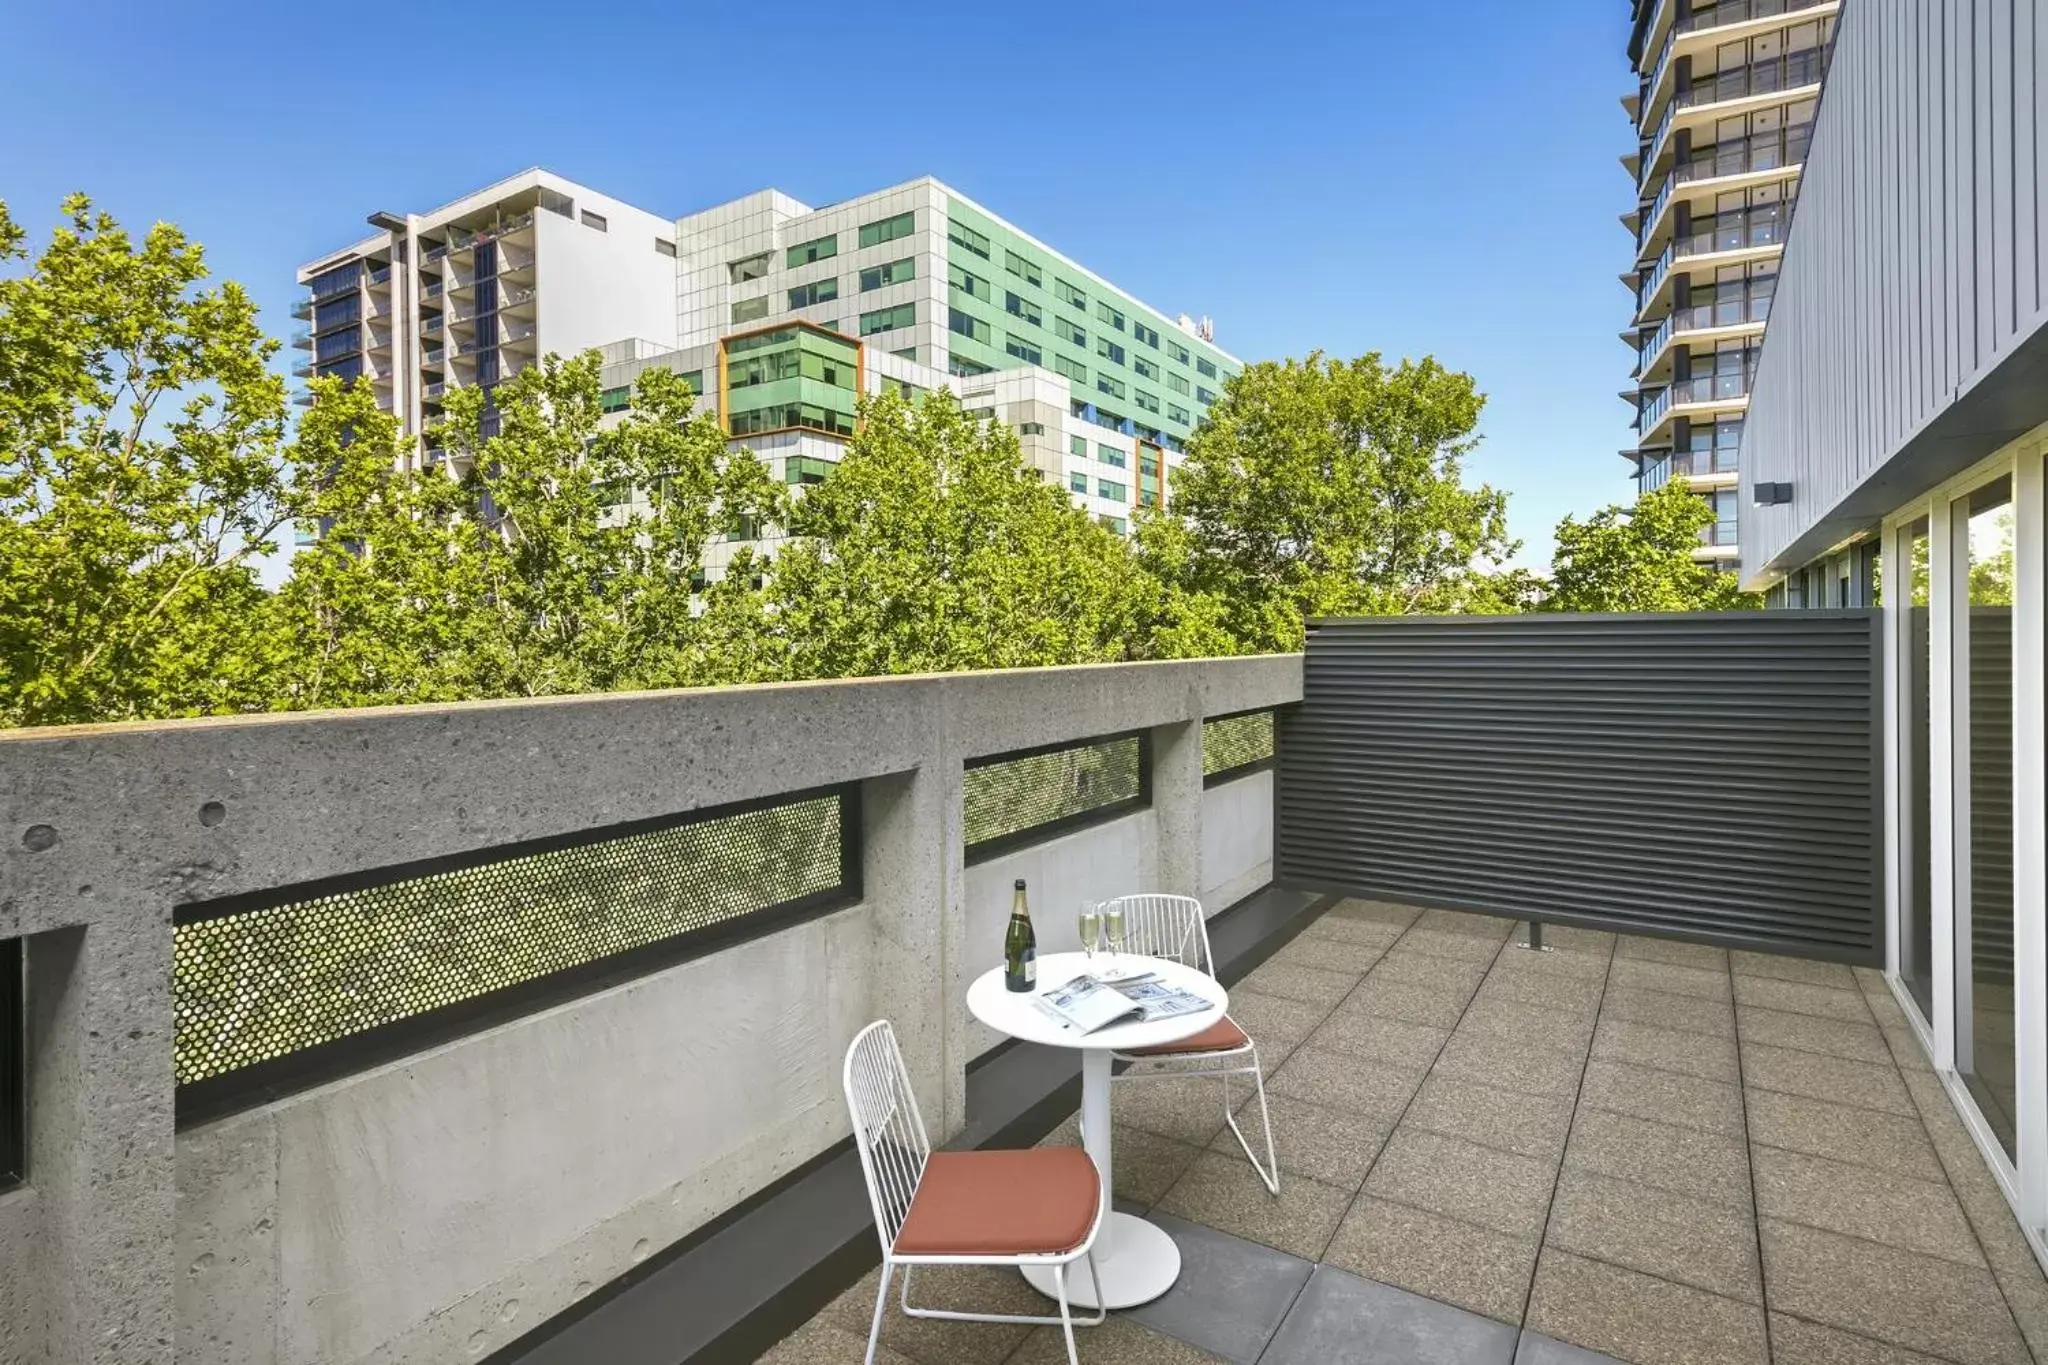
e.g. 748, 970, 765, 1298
1004, 878, 1037, 992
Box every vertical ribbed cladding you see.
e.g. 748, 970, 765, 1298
1275, 612, 1883, 963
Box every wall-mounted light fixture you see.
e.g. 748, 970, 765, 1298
1753, 481, 1794, 506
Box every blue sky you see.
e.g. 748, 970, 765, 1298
2, 0, 1638, 569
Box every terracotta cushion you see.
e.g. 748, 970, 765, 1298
892, 1147, 1100, 1257
1123, 1014, 1251, 1057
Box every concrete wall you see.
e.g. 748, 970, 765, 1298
1201, 769, 1275, 912
0, 656, 1300, 1365
1740, 0, 2048, 583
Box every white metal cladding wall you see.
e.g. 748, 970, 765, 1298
1275, 614, 1883, 962
1741, 0, 2048, 583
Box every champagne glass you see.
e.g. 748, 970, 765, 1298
1104, 903, 1127, 964
1077, 902, 1101, 964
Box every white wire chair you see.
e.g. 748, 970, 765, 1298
842, 1020, 1106, 1365
1102, 893, 1280, 1195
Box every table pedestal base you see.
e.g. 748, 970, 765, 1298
1020, 1212, 1180, 1310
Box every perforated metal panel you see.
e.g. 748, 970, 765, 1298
174, 787, 855, 1121
1277, 613, 1883, 962
1203, 711, 1276, 785
963, 734, 1147, 862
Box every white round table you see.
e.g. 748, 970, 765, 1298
966, 951, 1228, 1310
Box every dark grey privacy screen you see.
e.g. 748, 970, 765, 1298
1277, 613, 1882, 962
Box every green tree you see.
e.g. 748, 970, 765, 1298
1545, 478, 1761, 613
745, 390, 1233, 678
272, 357, 778, 707
1139, 352, 1514, 650
0, 194, 396, 726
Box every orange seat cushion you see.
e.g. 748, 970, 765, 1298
1123, 1015, 1251, 1057
893, 1148, 1101, 1257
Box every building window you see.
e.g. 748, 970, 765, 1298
949, 263, 992, 301
786, 455, 835, 486
731, 296, 771, 324
1167, 402, 1191, 425
1069, 471, 1089, 493
1019, 421, 1046, 435
879, 375, 922, 399
1057, 278, 1087, 310
1097, 376, 1125, 400
1166, 372, 1190, 395
1005, 250, 1042, 286
1069, 433, 1090, 457
1133, 356, 1159, 380
788, 278, 839, 309
1060, 319, 1087, 348
1053, 355, 1086, 384
1195, 385, 1216, 405
1099, 514, 1126, 534
858, 212, 916, 248
948, 220, 992, 258
1097, 337, 1125, 366
1005, 292, 1042, 326
1096, 301, 1125, 331
949, 355, 994, 377
729, 253, 771, 284
859, 257, 916, 291
949, 308, 992, 344
1167, 341, 1190, 364
1195, 357, 1218, 378
655, 238, 677, 258
1097, 478, 1127, 502
787, 234, 837, 268
1005, 335, 1043, 365
581, 210, 609, 232
860, 302, 918, 335
892, 346, 918, 361
1098, 443, 1126, 468
600, 385, 632, 413
1134, 389, 1161, 414
1133, 322, 1159, 348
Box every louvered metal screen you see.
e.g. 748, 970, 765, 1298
1277, 613, 1883, 962
174, 785, 858, 1123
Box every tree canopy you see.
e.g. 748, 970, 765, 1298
1139, 352, 1517, 650
1545, 477, 1762, 613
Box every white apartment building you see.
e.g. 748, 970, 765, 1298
292, 173, 1240, 539
291, 169, 678, 469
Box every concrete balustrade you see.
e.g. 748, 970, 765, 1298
0, 655, 1300, 1365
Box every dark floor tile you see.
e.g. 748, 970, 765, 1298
1545, 1169, 1762, 1303
1324, 1196, 1539, 1325
1261, 1264, 1519, 1365
1525, 1247, 1766, 1365
1758, 1218, 2030, 1365
1117, 1210, 1311, 1365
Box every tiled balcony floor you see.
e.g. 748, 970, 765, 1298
762, 901, 2048, 1365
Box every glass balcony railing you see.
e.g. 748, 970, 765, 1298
425, 381, 447, 399
1700, 519, 1741, 547
291, 298, 314, 321
500, 285, 536, 309
499, 319, 537, 345
1674, 125, 1813, 186
1644, 0, 1833, 108
1644, 297, 1774, 366
290, 327, 313, 348
1680, 48, 1827, 110
423, 242, 450, 263
1678, 206, 1793, 259
420, 315, 443, 336
424, 281, 444, 301
367, 264, 393, 286
291, 357, 314, 378
423, 347, 446, 366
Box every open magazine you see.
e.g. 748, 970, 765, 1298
1033, 971, 1213, 1034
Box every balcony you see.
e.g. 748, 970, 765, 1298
289, 326, 312, 350
424, 380, 446, 399
13, 634, 2047, 1365
423, 280, 445, 302
1638, 299, 1772, 380
367, 264, 393, 287
499, 318, 538, 347
420, 314, 443, 337
290, 357, 314, 378
423, 345, 446, 366
290, 297, 314, 321
1640, 0, 1838, 125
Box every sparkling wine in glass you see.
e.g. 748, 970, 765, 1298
1077, 903, 1101, 963
1104, 903, 1127, 962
